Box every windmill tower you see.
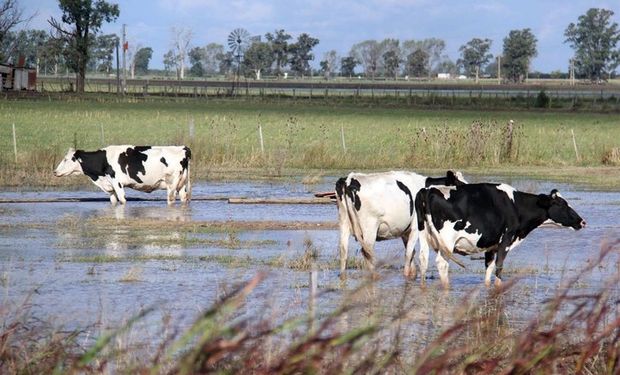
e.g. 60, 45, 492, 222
227, 28, 251, 95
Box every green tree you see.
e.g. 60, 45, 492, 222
458, 38, 492, 83
91, 33, 117, 74
405, 49, 429, 77
48, 0, 119, 92
40, 33, 66, 75
203, 43, 224, 75
340, 56, 357, 78
0, 0, 31, 49
383, 49, 401, 79
265, 29, 291, 77
319, 49, 338, 79
436, 58, 459, 76
217, 51, 234, 76
242, 41, 274, 80
134, 47, 152, 75
188, 46, 205, 77
288, 33, 319, 77
350, 40, 383, 79
1, 29, 48, 70
402, 38, 446, 76
163, 49, 176, 78
565, 8, 620, 82
502, 28, 537, 83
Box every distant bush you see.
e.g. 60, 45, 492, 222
534, 90, 550, 108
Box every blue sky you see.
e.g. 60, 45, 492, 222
19, 0, 620, 72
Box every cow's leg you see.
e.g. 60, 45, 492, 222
418, 231, 430, 285
436, 251, 450, 289
360, 239, 376, 273
166, 185, 177, 205
178, 170, 191, 204
109, 192, 118, 205
403, 229, 417, 280
338, 211, 351, 277
110, 180, 126, 205
484, 251, 496, 287
494, 237, 513, 287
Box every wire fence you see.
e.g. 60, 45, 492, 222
36, 77, 620, 102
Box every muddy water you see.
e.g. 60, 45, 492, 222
0, 177, 619, 342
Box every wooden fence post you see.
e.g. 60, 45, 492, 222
340, 124, 347, 154
12, 123, 17, 163
571, 129, 581, 162
258, 124, 265, 154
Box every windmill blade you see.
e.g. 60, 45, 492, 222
227, 28, 251, 55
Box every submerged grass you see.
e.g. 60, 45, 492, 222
2, 241, 620, 374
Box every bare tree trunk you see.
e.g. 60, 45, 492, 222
475, 65, 479, 83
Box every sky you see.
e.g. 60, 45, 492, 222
17, 0, 620, 73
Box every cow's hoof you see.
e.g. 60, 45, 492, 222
494, 278, 503, 287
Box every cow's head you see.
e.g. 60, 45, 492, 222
538, 189, 586, 230
446, 170, 468, 186
54, 148, 83, 177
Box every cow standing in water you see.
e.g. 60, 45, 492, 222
54, 145, 191, 205
335, 170, 467, 279
414, 183, 586, 287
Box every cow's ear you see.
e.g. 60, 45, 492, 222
445, 170, 456, 184
537, 194, 553, 209
550, 189, 559, 199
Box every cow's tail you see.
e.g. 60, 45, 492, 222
416, 188, 466, 269
183, 146, 192, 201
336, 177, 364, 243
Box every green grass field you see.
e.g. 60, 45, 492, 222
1, 96, 619, 187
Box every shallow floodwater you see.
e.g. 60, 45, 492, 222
1, 177, 619, 344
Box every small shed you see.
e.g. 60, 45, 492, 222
0, 58, 37, 91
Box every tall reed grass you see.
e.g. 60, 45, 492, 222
1, 240, 619, 374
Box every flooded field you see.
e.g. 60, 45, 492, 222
1, 176, 619, 356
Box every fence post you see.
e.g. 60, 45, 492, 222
12, 123, 17, 163
308, 268, 317, 332
188, 118, 195, 141
258, 124, 265, 154
100, 124, 105, 146
571, 129, 581, 162
340, 124, 347, 154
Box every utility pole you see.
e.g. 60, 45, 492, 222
497, 55, 501, 85
122, 24, 127, 94
115, 37, 120, 95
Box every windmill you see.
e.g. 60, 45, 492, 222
227, 28, 251, 94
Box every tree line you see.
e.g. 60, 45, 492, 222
0, 0, 618, 92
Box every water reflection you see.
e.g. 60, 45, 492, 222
104, 205, 192, 222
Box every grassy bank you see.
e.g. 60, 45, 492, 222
1, 95, 619, 187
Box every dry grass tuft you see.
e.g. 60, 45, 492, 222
602, 147, 620, 165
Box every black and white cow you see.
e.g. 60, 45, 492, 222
335, 170, 467, 278
54, 145, 191, 205
414, 183, 586, 287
